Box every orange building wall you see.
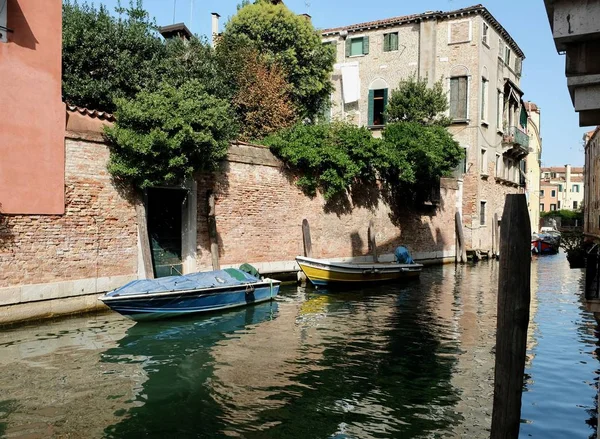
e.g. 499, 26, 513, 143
0, 0, 65, 214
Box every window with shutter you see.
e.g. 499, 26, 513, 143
369, 88, 387, 126
349, 37, 364, 56
368, 90, 375, 126
383, 32, 398, 52
504, 47, 511, 66
450, 76, 468, 121
515, 57, 522, 76
0, 0, 7, 43
498, 38, 504, 59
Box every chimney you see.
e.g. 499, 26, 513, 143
299, 13, 312, 22
211, 12, 220, 48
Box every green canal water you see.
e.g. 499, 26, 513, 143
0, 254, 597, 438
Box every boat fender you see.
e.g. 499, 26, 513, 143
245, 284, 255, 295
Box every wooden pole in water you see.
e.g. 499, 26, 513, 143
368, 219, 378, 263
207, 191, 220, 270
494, 213, 500, 258
455, 211, 467, 263
491, 194, 531, 439
135, 203, 154, 279
302, 219, 313, 258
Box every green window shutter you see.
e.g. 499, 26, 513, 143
391, 33, 398, 51
368, 89, 375, 126
346, 38, 351, 57
383, 34, 390, 52
383, 88, 389, 124
363, 36, 369, 54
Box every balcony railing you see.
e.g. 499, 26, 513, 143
503, 126, 529, 149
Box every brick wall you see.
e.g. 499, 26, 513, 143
0, 135, 138, 288
195, 144, 458, 269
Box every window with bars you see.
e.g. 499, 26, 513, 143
450, 76, 468, 121
383, 32, 398, 52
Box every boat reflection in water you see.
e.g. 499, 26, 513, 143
101, 301, 279, 438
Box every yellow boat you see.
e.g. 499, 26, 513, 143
296, 256, 423, 287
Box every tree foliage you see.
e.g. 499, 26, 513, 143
105, 80, 236, 189
62, 0, 164, 112
381, 122, 463, 186
262, 123, 382, 200
219, 0, 335, 120
386, 75, 450, 126
233, 51, 297, 141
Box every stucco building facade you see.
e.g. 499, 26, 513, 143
0, 0, 65, 214
584, 128, 600, 238
321, 5, 529, 253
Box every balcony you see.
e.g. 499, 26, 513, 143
502, 126, 529, 160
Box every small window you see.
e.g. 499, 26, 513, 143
480, 201, 486, 225
450, 76, 468, 121
540, 203, 544, 211
505, 46, 511, 66
551, 190, 556, 197
540, 190, 545, 197
480, 148, 487, 174
347, 36, 369, 57
515, 57, 522, 76
558, 201, 561, 209
495, 153, 501, 177
497, 90, 503, 132
573, 184, 579, 193
481, 78, 488, 123
550, 204, 557, 211
482, 22, 489, 46
368, 88, 388, 127
383, 32, 399, 52
574, 201, 578, 209
558, 184, 563, 192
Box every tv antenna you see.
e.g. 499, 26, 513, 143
172, 0, 176, 24
305, 0, 311, 15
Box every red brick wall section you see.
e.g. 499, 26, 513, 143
0, 138, 138, 288
195, 148, 458, 268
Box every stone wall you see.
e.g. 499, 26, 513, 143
195, 143, 458, 272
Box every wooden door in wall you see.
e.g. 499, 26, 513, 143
147, 188, 187, 278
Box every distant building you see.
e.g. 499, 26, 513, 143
525, 102, 542, 233
540, 166, 584, 212
321, 5, 528, 253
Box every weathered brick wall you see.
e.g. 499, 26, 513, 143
195, 144, 458, 269
0, 136, 138, 288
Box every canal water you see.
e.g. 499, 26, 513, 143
0, 254, 597, 438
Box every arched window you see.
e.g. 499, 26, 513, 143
368, 78, 390, 127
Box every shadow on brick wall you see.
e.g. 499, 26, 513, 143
0, 204, 14, 249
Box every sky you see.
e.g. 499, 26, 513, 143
95, 0, 587, 166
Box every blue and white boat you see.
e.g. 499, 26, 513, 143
99, 268, 281, 321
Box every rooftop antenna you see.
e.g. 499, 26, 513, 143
305, 0, 311, 15
172, 0, 176, 24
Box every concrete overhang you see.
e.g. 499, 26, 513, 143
545, 0, 600, 52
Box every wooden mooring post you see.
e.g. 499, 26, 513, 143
491, 194, 531, 439
368, 219, 378, 263
302, 219, 313, 258
455, 211, 467, 264
493, 212, 500, 259
207, 192, 220, 270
